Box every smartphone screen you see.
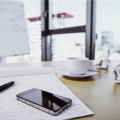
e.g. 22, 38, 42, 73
16, 88, 72, 115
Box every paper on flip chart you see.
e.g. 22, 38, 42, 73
0, 73, 94, 120
0, 67, 54, 77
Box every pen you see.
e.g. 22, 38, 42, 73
0, 81, 14, 92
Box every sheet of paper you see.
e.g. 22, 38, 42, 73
0, 67, 54, 77
0, 73, 94, 120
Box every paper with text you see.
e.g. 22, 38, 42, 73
0, 73, 94, 120
0, 0, 29, 57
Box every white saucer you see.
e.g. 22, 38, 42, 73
57, 70, 98, 78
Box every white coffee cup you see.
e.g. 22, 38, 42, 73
65, 57, 91, 75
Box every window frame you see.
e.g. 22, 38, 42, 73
41, 0, 96, 61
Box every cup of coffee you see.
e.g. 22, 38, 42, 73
65, 57, 92, 75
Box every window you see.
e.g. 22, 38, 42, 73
96, 0, 120, 61
1, 0, 96, 62
50, 0, 86, 29
50, 0, 86, 61
52, 33, 86, 61
41, 0, 96, 61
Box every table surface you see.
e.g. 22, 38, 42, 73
0, 61, 120, 120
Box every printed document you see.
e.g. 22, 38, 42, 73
0, 73, 94, 120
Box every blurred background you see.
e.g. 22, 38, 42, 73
4, 0, 120, 63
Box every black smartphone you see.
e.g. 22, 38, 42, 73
16, 88, 72, 116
